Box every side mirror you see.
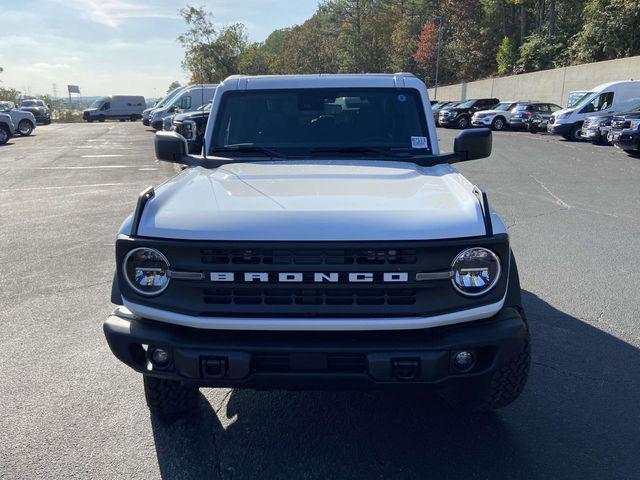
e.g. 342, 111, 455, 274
155, 131, 188, 163
454, 128, 492, 160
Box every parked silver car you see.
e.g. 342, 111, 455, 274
0, 102, 37, 136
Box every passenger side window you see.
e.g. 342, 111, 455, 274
537, 104, 551, 113
583, 92, 614, 113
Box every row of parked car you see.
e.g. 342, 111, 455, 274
0, 99, 51, 145
431, 80, 640, 156
139, 84, 217, 153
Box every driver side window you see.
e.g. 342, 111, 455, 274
101, 102, 110, 111
583, 92, 614, 113
178, 96, 192, 110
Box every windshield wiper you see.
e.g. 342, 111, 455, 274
209, 145, 287, 158
309, 146, 415, 157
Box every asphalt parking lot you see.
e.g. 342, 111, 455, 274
1, 123, 639, 480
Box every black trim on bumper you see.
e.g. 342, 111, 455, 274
103, 306, 527, 389
614, 130, 640, 152
151, 120, 163, 130
548, 122, 578, 136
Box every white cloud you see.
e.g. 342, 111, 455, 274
52, 0, 177, 28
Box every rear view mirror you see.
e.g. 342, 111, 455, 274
155, 131, 188, 163
454, 128, 492, 160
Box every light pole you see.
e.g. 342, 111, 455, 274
433, 15, 443, 100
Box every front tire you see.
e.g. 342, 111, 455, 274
456, 115, 470, 129
568, 124, 582, 141
143, 376, 199, 418
439, 327, 531, 412
18, 120, 33, 136
491, 117, 506, 131
98, 115, 105, 123
0, 125, 10, 145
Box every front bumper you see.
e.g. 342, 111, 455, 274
438, 116, 457, 127
151, 120, 163, 130
471, 117, 493, 127
103, 306, 527, 389
142, 118, 150, 126
581, 126, 599, 139
547, 122, 575, 136
614, 130, 640, 152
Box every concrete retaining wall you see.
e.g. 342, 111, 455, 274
428, 55, 640, 106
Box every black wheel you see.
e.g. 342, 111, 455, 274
130, 115, 137, 122
568, 124, 582, 141
143, 376, 199, 418
561, 133, 570, 140
0, 125, 10, 145
456, 115, 470, 129
98, 115, 105, 123
491, 116, 506, 131
439, 328, 531, 412
44, 119, 51, 125
528, 123, 538, 134
17, 120, 33, 136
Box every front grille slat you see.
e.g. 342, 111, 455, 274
202, 287, 418, 307
200, 248, 418, 266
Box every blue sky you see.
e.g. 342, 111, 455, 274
0, 0, 320, 99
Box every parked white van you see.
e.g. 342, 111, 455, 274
150, 84, 217, 130
142, 86, 186, 126
83, 95, 146, 122
548, 80, 640, 140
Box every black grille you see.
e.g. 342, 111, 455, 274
253, 353, 366, 373
203, 287, 417, 306
201, 248, 418, 266
611, 117, 629, 130
117, 238, 510, 318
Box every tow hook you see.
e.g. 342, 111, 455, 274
391, 359, 420, 381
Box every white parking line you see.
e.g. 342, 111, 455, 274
80, 154, 125, 158
0, 182, 139, 192
35, 165, 157, 170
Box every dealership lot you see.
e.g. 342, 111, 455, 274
1, 123, 639, 479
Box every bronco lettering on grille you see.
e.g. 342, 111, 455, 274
209, 272, 409, 283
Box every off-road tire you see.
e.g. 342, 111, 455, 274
491, 117, 506, 131
456, 115, 470, 129
18, 120, 33, 136
143, 376, 199, 418
440, 328, 531, 412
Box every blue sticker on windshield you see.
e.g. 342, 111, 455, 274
397, 94, 407, 102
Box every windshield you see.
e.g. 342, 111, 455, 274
570, 91, 596, 109
156, 88, 182, 108
90, 96, 109, 108
0, 105, 9, 112
456, 100, 476, 109
495, 102, 514, 111
21, 100, 37, 107
211, 88, 430, 155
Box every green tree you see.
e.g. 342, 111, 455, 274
0, 86, 21, 105
517, 32, 559, 71
496, 36, 518, 74
167, 81, 182, 93
571, 0, 640, 64
238, 43, 271, 75
177, 6, 248, 83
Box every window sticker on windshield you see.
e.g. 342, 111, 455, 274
411, 136, 429, 149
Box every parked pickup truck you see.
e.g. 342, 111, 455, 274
171, 102, 211, 154
104, 73, 530, 418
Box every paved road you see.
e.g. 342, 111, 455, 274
1, 123, 638, 479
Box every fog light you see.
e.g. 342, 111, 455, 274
453, 351, 475, 371
150, 347, 170, 367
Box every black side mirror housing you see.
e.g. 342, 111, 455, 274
454, 128, 492, 160
155, 131, 188, 163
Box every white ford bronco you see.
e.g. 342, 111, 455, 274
104, 74, 530, 417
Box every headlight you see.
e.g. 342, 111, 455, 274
451, 247, 501, 296
630, 120, 639, 129
123, 247, 170, 296
183, 120, 195, 139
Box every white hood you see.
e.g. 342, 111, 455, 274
136, 160, 487, 241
